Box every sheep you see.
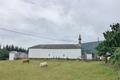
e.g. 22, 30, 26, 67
40, 62, 48, 68
107, 57, 111, 61
22, 59, 29, 64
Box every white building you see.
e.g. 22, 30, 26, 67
28, 35, 82, 59
86, 54, 93, 60
9, 51, 28, 60
16, 52, 28, 59
9, 51, 17, 60
81, 50, 95, 60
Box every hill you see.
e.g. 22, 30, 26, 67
82, 41, 101, 53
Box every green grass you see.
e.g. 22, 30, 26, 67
0, 60, 117, 80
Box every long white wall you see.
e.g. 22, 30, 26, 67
29, 49, 81, 59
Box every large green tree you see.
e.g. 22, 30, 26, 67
96, 23, 120, 56
96, 23, 120, 79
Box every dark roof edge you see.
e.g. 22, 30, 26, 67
29, 44, 81, 49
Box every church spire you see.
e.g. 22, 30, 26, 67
78, 34, 81, 44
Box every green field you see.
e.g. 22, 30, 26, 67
0, 60, 117, 80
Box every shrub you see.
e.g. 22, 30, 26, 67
0, 49, 9, 60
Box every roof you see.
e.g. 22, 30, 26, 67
29, 44, 81, 49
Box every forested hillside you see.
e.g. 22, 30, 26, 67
82, 41, 100, 53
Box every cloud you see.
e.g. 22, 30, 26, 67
0, 0, 120, 48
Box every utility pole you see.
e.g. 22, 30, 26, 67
97, 37, 100, 43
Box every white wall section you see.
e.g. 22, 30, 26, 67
29, 49, 81, 59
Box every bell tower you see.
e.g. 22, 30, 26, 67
78, 34, 81, 45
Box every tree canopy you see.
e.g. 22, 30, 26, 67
96, 23, 120, 56
0, 44, 27, 60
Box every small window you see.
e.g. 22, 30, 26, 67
63, 54, 65, 57
48, 54, 51, 56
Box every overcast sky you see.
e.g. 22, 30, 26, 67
0, 0, 120, 48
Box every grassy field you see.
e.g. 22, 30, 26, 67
0, 60, 117, 80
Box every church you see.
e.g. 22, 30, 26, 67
28, 35, 82, 59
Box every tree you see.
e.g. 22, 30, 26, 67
97, 23, 120, 54
0, 44, 27, 60
3, 45, 27, 53
103, 23, 120, 47
110, 48, 120, 67
96, 23, 120, 63
0, 49, 9, 60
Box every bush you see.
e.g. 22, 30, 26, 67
0, 49, 9, 60
110, 48, 120, 68
110, 48, 120, 80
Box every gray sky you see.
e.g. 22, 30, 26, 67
0, 0, 120, 48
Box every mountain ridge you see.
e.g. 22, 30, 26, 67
82, 41, 101, 53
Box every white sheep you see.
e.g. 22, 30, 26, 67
40, 62, 48, 68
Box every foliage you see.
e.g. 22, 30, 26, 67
0, 44, 28, 60
3, 44, 27, 52
110, 48, 120, 69
110, 48, 120, 80
0, 49, 9, 60
96, 41, 115, 56
96, 23, 120, 56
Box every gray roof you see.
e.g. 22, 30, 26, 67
29, 44, 81, 49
